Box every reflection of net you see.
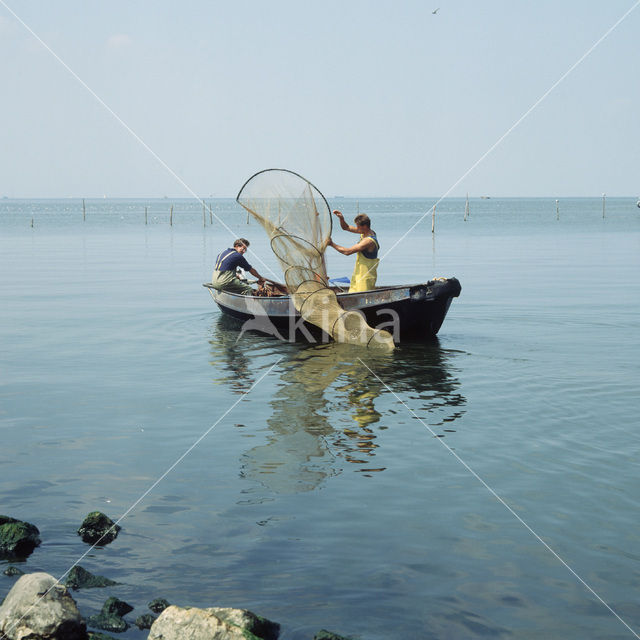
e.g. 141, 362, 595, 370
237, 169, 394, 349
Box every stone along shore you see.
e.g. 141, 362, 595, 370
0, 513, 354, 640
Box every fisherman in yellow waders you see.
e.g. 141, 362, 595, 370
328, 211, 380, 293
211, 238, 266, 294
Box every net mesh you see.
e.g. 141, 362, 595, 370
237, 169, 394, 350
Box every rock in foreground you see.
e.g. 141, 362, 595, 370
87, 597, 133, 633
148, 605, 280, 640
0, 572, 87, 640
65, 565, 118, 590
148, 598, 170, 613
0, 515, 41, 559
134, 613, 156, 629
77, 512, 121, 545
313, 630, 355, 640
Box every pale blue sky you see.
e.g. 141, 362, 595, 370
1, 0, 639, 197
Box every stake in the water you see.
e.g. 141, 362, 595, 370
431, 205, 436, 234
145, 206, 148, 225
82, 199, 86, 221
464, 193, 469, 221
602, 193, 606, 218
170, 204, 174, 226
556, 199, 559, 220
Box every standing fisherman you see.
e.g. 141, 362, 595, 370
328, 211, 380, 293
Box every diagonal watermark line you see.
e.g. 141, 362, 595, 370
358, 358, 640, 639
376, 0, 640, 268
0, 0, 280, 281
0, 357, 282, 640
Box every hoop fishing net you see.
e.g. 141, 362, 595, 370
237, 169, 394, 349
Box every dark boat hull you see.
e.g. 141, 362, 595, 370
203, 278, 461, 342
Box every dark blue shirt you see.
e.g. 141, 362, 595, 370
215, 248, 252, 272
361, 232, 379, 259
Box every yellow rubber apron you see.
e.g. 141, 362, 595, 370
348, 235, 379, 293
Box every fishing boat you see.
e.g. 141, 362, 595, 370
203, 277, 461, 342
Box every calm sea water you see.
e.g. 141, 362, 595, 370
1, 197, 639, 639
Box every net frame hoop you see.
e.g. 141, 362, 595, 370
235, 168, 333, 236
283, 266, 329, 288
330, 310, 393, 348
291, 281, 334, 316
330, 308, 368, 338
367, 328, 393, 349
270, 232, 326, 267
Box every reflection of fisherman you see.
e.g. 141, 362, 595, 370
328, 211, 380, 293
211, 238, 265, 295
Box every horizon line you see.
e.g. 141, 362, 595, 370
1, 194, 638, 201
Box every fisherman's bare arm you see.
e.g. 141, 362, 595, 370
328, 236, 375, 256
248, 268, 265, 283
333, 210, 358, 233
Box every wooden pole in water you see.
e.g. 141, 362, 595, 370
431, 205, 436, 234
145, 206, 148, 225
170, 204, 173, 226
602, 193, 606, 218
31, 216, 34, 228
556, 199, 559, 220
82, 199, 86, 221
464, 193, 469, 221
209, 203, 213, 224
202, 203, 206, 227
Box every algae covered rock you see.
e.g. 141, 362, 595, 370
148, 605, 280, 640
87, 596, 133, 633
77, 512, 120, 545
0, 571, 87, 640
134, 613, 156, 629
0, 515, 41, 559
148, 597, 170, 613
65, 566, 118, 590
101, 597, 133, 618
313, 630, 356, 640
208, 607, 280, 640
2, 566, 24, 577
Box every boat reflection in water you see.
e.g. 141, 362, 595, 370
208, 316, 466, 494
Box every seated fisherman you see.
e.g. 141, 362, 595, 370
328, 211, 380, 293
211, 238, 265, 295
